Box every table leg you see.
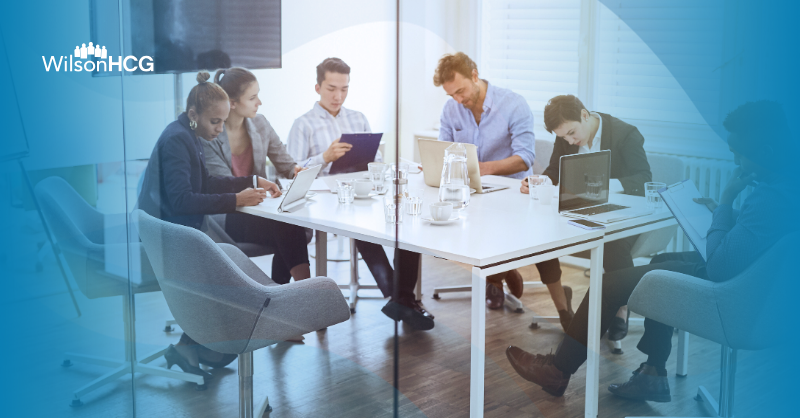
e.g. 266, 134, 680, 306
315, 230, 327, 277
585, 242, 605, 418
470, 266, 486, 418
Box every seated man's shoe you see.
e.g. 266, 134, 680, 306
504, 269, 524, 298
558, 286, 574, 333
505, 346, 570, 396
608, 309, 630, 341
608, 363, 671, 402
485, 283, 505, 310
381, 300, 435, 331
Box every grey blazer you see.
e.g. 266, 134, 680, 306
203, 114, 297, 179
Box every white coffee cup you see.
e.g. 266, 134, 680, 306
354, 179, 373, 197
430, 202, 453, 221
539, 185, 555, 205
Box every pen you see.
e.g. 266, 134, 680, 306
253, 175, 258, 189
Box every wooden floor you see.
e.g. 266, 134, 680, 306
13, 242, 785, 417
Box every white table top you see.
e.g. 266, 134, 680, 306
239, 173, 673, 267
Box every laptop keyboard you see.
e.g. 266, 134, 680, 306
570, 203, 628, 216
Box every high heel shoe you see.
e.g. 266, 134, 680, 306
608, 309, 630, 341
165, 345, 213, 380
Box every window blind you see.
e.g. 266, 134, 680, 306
481, 0, 582, 138
595, 1, 724, 128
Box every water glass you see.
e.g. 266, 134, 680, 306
390, 163, 409, 181
368, 162, 388, 194
337, 179, 355, 204
527, 175, 551, 200
405, 188, 424, 215
645, 182, 666, 210
384, 195, 404, 223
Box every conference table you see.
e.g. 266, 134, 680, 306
239, 172, 675, 418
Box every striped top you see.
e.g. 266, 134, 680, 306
287, 102, 381, 176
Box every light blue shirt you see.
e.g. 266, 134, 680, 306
438, 81, 535, 180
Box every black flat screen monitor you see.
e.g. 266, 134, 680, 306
91, 0, 281, 75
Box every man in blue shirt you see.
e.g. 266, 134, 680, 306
433, 52, 535, 308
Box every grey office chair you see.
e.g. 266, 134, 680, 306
34, 176, 205, 407
626, 232, 796, 418
135, 210, 350, 417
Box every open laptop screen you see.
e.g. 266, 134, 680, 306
558, 151, 611, 212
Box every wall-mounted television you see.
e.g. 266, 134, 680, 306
91, 0, 281, 75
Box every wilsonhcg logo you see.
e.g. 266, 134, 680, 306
42, 42, 153, 72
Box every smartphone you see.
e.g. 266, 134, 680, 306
568, 219, 606, 230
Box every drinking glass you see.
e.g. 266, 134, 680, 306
368, 162, 388, 194
527, 175, 551, 200
405, 188, 424, 215
384, 195, 404, 223
585, 174, 604, 199
337, 179, 355, 204
645, 182, 666, 210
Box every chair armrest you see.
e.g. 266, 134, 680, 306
246, 277, 350, 351
629, 270, 728, 346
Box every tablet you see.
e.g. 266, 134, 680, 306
278, 164, 322, 212
328, 133, 383, 175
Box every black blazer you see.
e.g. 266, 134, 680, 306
138, 112, 251, 229
542, 112, 652, 196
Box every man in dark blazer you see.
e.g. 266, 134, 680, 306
521, 95, 652, 336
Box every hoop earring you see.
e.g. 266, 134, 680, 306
189, 120, 198, 130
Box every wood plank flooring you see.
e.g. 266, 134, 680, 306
13, 244, 784, 417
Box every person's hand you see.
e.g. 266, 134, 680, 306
293, 165, 304, 177
236, 188, 267, 206
693, 197, 718, 213
479, 161, 493, 176
257, 177, 282, 198
720, 167, 757, 205
322, 138, 352, 163
520, 178, 530, 194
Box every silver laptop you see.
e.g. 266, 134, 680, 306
558, 151, 652, 223
417, 138, 508, 194
278, 164, 322, 212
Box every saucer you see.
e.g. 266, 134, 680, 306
421, 215, 460, 225
354, 193, 376, 199
306, 192, 317, 198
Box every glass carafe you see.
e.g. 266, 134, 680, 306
438, 142, 471, 209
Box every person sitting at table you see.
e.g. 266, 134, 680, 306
519, 95, 652, 335
505, 101, 797, 402
432, 51, 533, 310
202, 66, 312, 287
287, 57, 434, 331
137, 71, 300, 379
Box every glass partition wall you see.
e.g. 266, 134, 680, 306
119, 1, 405, 417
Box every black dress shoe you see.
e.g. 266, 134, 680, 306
505, 346, 570, 396
608, 309, 630, 341
558, 286, 574, 333
608, 363, 671, 402
486, 283, 505, 310
196, 345, 238, 369
381, 300, 435, 331
165, 345, 213, 380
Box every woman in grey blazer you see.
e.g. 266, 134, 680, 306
202, 67, 311, 285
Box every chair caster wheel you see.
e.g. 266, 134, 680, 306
514, 308, 524, 313
350, 308, 356, 314
529, 322, 540, 329
432, 294, 440, 300
61, 359, 73, 368
164, 325, 173, 332
610, 348, 623, 355
676, 373, 687, 378
265, 404, 273, 412
195, 383, 207, 391
70, 398, 83, 407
